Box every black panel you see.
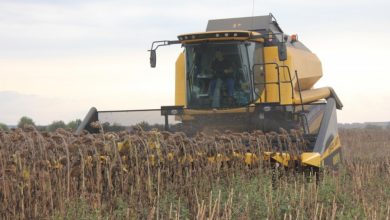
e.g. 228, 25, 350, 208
323, 147, 342, 169
206, 15, 283, 33
75, 107, 99, 134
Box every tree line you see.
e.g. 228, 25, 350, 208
0, 116, 166, 132
3, 116, 388, 133
0, 116, 81, 132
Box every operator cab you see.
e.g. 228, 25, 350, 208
149, 14, 287, 110
184, 40, 263, 109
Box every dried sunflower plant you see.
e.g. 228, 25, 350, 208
0, 124, 389, 219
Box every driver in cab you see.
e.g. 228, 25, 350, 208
210, 50, 236, 108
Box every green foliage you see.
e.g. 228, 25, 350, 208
52, 198, 101, 220
135, 121, 152, 131
46, 120, 67, 132
17, 116, 35, 128
35, 125, 47, 132
134, 121, 164, 131
46, 119, 82, 132
365, 124, 382, 130
66, 119, 82, 131
102, 122, 126, 132
0, 122, 9, 131
112, 198, 128, 219
52, 197, 128, 220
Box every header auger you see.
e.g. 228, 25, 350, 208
77, 14, 343, 171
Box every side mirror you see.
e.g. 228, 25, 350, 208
278, 42, 287, 61
150, 50, 156, 68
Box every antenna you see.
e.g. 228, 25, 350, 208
252, 0, 255, 17
251, 0, 255, 30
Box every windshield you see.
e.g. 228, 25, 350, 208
185, 42, 253, 109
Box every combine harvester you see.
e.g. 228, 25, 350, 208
77, 14, 343, 171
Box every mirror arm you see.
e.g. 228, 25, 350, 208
148, 40, 181, 68
149, 40, 180, 52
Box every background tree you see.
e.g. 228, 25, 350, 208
17, 116, 35, 128
102, 122, 125, 132
66, 119, 82, 131
134, 121, 151, 131
46, 120, 66, 132
0, 123, 9, 131
365, 124, 382, 130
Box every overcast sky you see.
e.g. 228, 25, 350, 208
1, 0, 390, 124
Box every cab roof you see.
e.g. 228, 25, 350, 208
177, 30, 263, 43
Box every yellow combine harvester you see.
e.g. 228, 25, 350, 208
77, 14, 343, 170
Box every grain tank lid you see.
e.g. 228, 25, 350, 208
206, 14, 283, 34
285, 35, 312, 52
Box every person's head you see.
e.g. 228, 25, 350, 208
215, 51, 224, 61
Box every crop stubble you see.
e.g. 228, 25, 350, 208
0, 125, 389, 219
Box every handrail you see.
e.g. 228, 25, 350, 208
252, 62, 279, 103
250, 64, 310, 134
294, 70, 305, 113
252, 63, 295, 104
279, 65, 294, 101
294, 70, 310, 134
